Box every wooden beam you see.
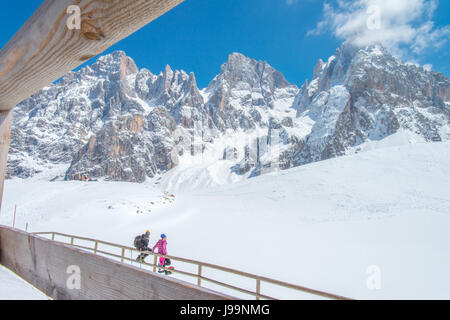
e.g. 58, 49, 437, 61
0, 0, 185, 112
0, 110, 13, 212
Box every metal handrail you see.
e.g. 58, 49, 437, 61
32, 231, 352, 300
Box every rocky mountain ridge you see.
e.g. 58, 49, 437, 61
7, 43, 450, 183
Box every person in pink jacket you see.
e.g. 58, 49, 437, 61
153, 234, 168, 273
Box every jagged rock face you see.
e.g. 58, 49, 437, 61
7, 51, 299, 182
205, 53, 299, 132
283, 43, 450, 170
8, 51, 146, 180
7, 44, 450, 182
65, 113, 178, 183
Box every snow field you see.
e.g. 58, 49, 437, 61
2, 141, 450, 299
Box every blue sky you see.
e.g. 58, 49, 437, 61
0, 0, 449, 89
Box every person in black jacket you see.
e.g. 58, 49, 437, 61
135, 230, 152, 263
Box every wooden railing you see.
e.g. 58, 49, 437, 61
33, 231, 352, 300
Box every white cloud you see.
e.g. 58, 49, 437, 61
308, 0, 450, 62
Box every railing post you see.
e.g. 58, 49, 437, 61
70, 237, 74, 245
197, 264, 202, 287
256, 279, 261, 300
51, 233, 55, 241
121, 248, 125, 263
153, 254, 157, 272
94, 241, 98, 254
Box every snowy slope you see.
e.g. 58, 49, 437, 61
2, 141, 450, 299
0, 265, 49, 300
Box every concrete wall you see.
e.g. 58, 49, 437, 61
0, 226, 233, 300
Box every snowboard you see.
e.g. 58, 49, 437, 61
165, 266, 174, 275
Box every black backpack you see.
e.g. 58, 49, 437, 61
134, 235, 142, 249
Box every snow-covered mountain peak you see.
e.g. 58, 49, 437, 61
292, 42, 450, 174
332, 41, 387, 61
223, 52, 257, 71
90, 50, 138, 79
7, 44, 450, 184
162, 64, 174, 77
211, 52, 292, 91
